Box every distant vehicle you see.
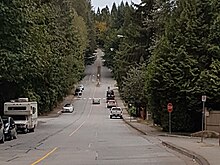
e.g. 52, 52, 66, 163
107, 100, 116, 108
0, 117, 4, 143
92, 98, 101, 104
106, 89, 115, 102
74, 87, 82, 96
78, 84, 84, 91
2, 116, 17, 140
110, 107, 123, 119
4, 98, 38, 134
62, 103, 74, 113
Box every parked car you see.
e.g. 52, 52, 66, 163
107, 100, 116, 108
78, 84, 84, 91
0, 117, 4, 143
2, 116, 17, 140
92, 98, 101, 104
74, 87, 82, 97
62, 104, 74, 113
110, 107, 123, 119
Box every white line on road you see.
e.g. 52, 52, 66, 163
95, 151, 98, 160
69, 106, 92, 136
88, 143, 92, 148
69, 85, 97, 136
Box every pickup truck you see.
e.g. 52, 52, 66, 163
110, 107, 123, 119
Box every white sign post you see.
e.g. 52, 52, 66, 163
201, 95, 206, 142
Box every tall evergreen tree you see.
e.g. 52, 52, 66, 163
145, 0, 220, 131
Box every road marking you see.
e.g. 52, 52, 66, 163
69, 105, 92, 137
31, 147, 58, 165
88, 143, 92, 148
69, 119, 86, 136
95, 151, 98, 160
69, 86, 96, 137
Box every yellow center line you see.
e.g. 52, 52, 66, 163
31, 147, 58, 165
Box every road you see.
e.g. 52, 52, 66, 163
0, 49, 196, 165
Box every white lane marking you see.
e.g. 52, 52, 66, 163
69, 85, 98, 136
69, 106, 92, 136
74, 97, 106, 100
95, 151, 98, 160
88, 143, 92, 148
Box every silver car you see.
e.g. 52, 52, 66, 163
0, 117, 5, 143
62, 104, 74, 113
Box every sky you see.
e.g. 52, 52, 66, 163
91, 0, 141, 11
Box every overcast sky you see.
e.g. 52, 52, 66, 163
91, 0, 141, 11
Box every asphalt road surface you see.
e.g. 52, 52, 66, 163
0, 49, 196, 165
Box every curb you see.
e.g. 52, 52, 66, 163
123, 116, 210, 165
162, 141, 210, 165
123, 117, 147, 135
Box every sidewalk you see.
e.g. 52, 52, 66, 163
114, 89, 220, 165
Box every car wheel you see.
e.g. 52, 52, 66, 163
110, 116, 112, 119
7, 133, 13, 140
23, 127, 28, 134
13, 131, 17, 139
0, 135, 5, 143
29, 126, 35, 132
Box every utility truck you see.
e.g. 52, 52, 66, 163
4, 98, 38, 133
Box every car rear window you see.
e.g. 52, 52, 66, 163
112, 108, 121, 110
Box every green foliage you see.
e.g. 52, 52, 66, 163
121, 64, 146, 105
128, 106, 136, 117
0, 0, 94, 114
145, 0, 220, 132
97, 0, 220, 132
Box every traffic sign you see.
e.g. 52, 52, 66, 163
202, 95, 206, 102
167, 103, 173, 113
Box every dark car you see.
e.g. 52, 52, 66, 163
106, 90, 115, 102
74, 87, 82, 97
2, 116, 17, 140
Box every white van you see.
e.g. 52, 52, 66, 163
4, 98, 38, 133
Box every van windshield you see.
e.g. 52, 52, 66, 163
11, 115, 26, 120
8, 107, 27, 110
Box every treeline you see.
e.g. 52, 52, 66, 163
95, 0, 220, 132
0, 0, 96, 114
